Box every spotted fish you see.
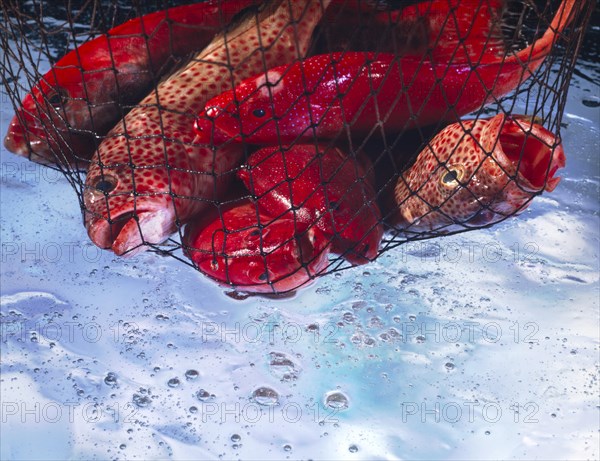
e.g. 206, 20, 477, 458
84, 0, 331, 257
392, 114, 566, 233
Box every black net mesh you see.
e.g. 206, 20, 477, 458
1, 0, 594, 293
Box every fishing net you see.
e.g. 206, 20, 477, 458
1, 0, 594, 293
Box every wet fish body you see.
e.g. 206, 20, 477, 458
3, 0, 262, 167
238, 144, 383, 265
84, 0, 331, 257
183, 200, 330, 293
194, 0, 579, 146
392, 114, 566, 233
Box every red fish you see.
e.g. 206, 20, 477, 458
3, 0, 261, 168
194, 0, 579, 146
183, 200, 330, 293
238, 144, 383, 265
391, 114, 566, 233
84, 0, 331, 257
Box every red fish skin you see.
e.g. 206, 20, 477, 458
3, 0, 262, 168
238, 144, 383, 265
392, 114, 566, 233
84, 0, 332, 257
195, 0, 580, 146
183, 200, 331, 294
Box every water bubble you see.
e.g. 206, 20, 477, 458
167, 378, 180, 388
269, 352, 301, 382
196, 389, 215, 402
104, 372, 117, 387
349, 444, 359, 453
444, 362, 455, 371
132, 393, 151, 408
155, 314, 169, 321
484, 430, 491, 435
119, 444, 126, 450
408, 315, 417, 321
189, 406, 198, 414
283, 444, 292, 452
415, 335, 426, 343
185, 369, 199, 380
231, 434, 241, 443
324, 391, 349, 410
342, 312, 355, 323
252, 387, 280, 406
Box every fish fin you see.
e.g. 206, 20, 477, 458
155, 51, 199, 84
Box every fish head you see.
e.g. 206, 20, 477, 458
183, 200, 331, 293
83, 134, 206, 257
394, 114, 566, 232
195, 65, 317, 145
4, 70, 98, 165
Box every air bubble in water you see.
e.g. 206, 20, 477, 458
323, 391, 349, 410
104, 372, 117, 387
185, 369, 199, 380
252, 387, 280, 406
269, 352, 301, 382
196, 389, 215, 402
132, 393, 151, 408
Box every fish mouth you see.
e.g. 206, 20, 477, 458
86, 204, 175, 257
3, 116, 53, 163
488, 114, 566, 192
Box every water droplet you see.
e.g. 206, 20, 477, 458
132, 393, 151, 408
408, 315, 417, 321
167, 378, 180, 388
415, 335, 426, 343
485, 430, 491, 435
445, 362, 455, 371
104, 372, 117, 387
269, 352, 301, 382
231, 434, 241, 443
252, 387, 280, 406
283, 444, 292, 452
349, 444, 359, 453
196, 389, 215, 402
324, 391, 349, 410
185, 369, 199, 380
119, 444, 126, 450
155, 314, 169, 321
342, 312, 355, 323
189, 406, 198, 414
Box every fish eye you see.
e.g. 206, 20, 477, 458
47, 88, 68, 108
252, 108, 266, 118
440, 165, 465, 188
93, 175, 118, 194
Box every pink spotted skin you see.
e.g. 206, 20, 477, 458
84, 0, 331, 257
238, 144, 383, 265
183, 200, 330, 294
392, 114, 566, 233
3, 1, 263, 169
194, 0, 579, 146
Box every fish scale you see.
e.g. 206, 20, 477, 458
84, 0, 331, 257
